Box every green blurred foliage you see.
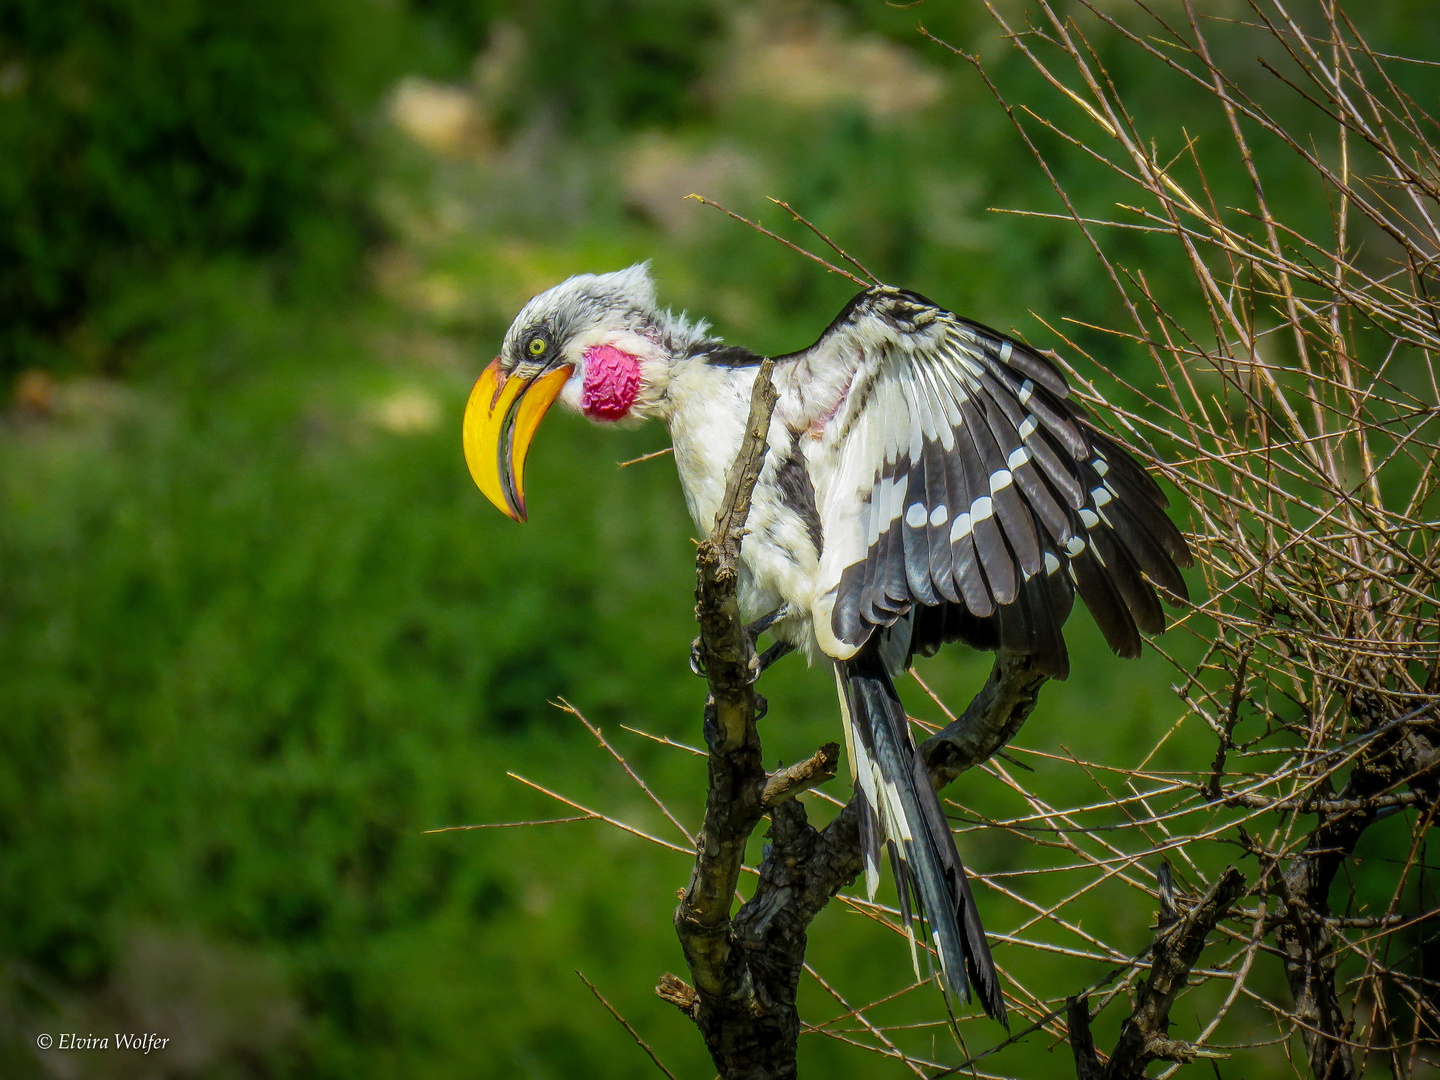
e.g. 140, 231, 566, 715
0, 0, 444, 375
1, 1, 1436, 1077
0, 0, 734, 377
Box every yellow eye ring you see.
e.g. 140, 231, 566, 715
527, 337, 546, 356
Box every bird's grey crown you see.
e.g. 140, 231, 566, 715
500, 263, 715, 371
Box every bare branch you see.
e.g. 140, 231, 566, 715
576, 971, 681, 1080
1107, 867, 1247, 1076
760, 744, 840, 809
686, 194, 872, 287
616, 446, 674, 469
655, 972, 698, 1018
766, 198, 883, 286
921, 651, 1049, 790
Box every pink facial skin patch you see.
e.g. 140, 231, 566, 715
581, 344, 641, 420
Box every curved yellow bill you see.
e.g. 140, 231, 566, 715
462, 359, 572, 521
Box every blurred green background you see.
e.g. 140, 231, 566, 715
2, 1, 1436, 1077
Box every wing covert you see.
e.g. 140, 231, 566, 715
781, 287, 1192, 678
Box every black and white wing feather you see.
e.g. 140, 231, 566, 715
784, 287, 1191, 677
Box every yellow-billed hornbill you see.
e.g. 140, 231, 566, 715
464, 264, 1191, 1023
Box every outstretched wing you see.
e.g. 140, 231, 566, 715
781, 287, 1191, 677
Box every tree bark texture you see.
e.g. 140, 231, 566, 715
1069, 867, 1246, 1080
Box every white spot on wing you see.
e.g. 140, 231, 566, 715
929, 504, 948, 527
1044, 552, 1061, 575
950, 513, 973, 542
971, 496, 994, 523
1018, 415, 1038, 440
1080, 508, 1100, 529
1093, 457, 1110, 477
1065, 536, 1086, 556
1092, 486, 1113, 507
997, 340, 1013, 363
1007, 447, 1030, 470
989, 470, 1013, 493
905, 502, 927, 529
1019, 379, 1034, 405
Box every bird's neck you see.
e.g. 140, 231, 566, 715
656, 358, 760, 534
607, 309, 715, 424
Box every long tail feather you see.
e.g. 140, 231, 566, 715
838, 646, 1007, 1024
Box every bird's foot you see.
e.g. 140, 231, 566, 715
750, 641, 795, 684
745, 605, 792, 643
690, 605, 794, 679
744, 605, 795, 684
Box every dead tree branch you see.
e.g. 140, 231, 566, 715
761, 744, 840, 809
672, 357, 781, 1075
1272, 709, 1440, 1080
1069, 867, 1247, 1079
922, 650, 1049, 790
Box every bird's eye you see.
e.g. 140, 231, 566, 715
527, 336, 547, 357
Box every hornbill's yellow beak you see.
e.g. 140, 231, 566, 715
462, 358, 572, 521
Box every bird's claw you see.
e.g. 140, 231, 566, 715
748, 641, 795, 684
691, 606, 793, 682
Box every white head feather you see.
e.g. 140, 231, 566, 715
499, 263, 715, 419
